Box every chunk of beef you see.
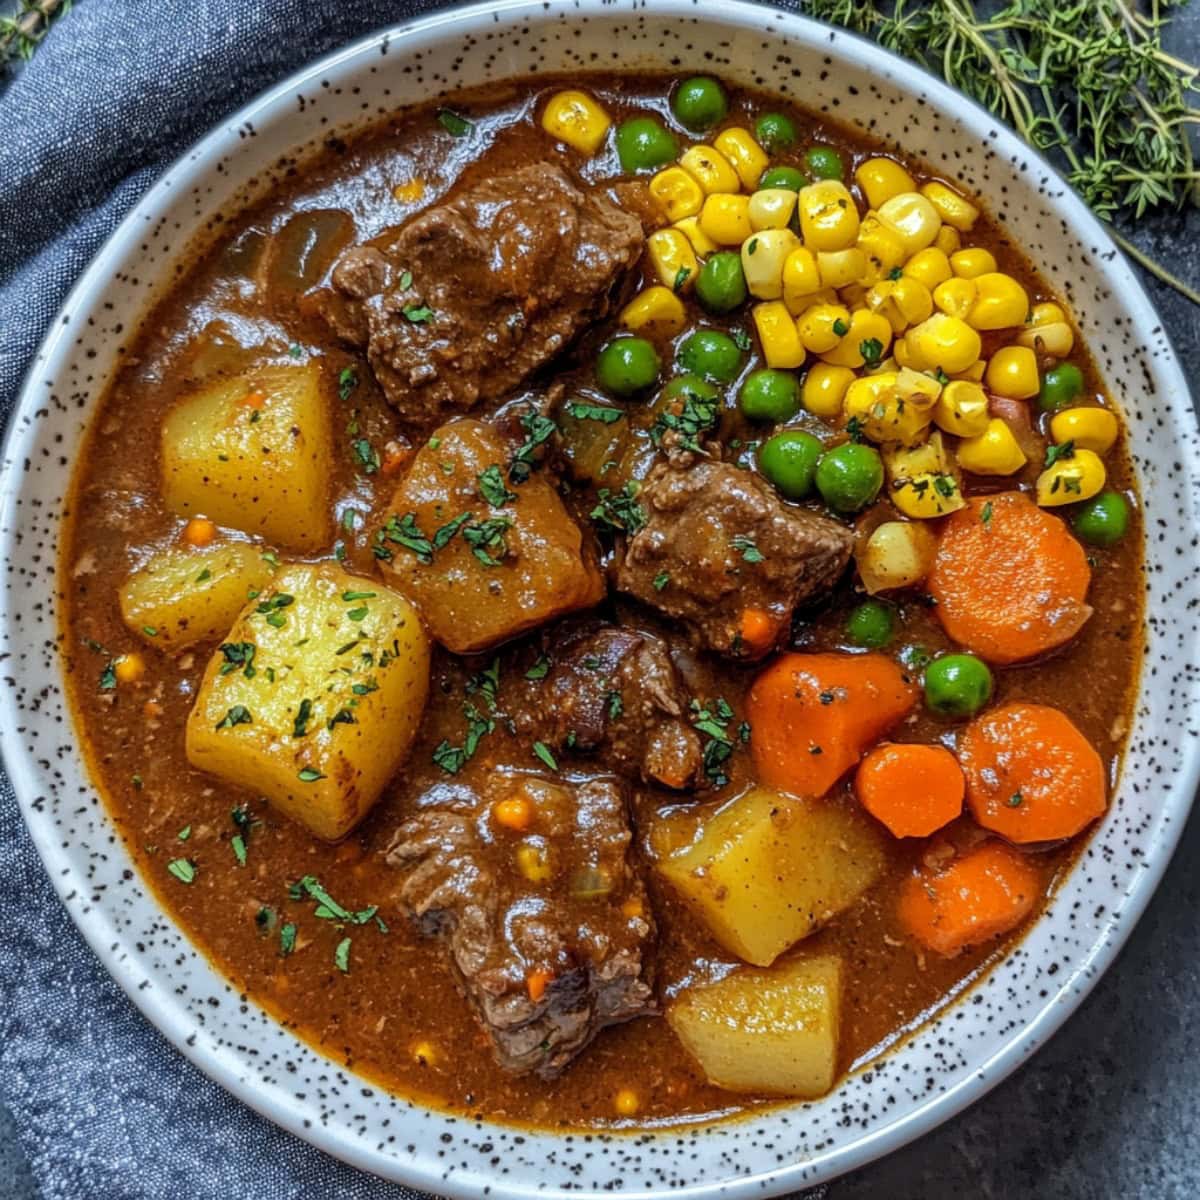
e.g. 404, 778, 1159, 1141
317, 162, 643, 429
615, 460, 854, 658
387, 775, 654, 1077
511, 624, 703, 790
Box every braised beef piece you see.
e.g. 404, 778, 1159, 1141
317, 162, 643, 429
510, 624, 703, 790
387, 774, 654, 1078
615, 460, 854, 658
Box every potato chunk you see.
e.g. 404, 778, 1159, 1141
186, 563, 430, 840
161, 363, 332, 552
119, 542, 273, 649
667, 955, 842, 1097
377, 419, 604, 653
656, 787, 884, 966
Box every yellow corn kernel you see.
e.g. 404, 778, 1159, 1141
904, 247, 953, 290
516, 840, 554, 883
798, 180, 861, 252
967, 272, 1029, 331
114, 653, 146, 684
933, 379, 990, 438
985, 345, 1039, 399
748, 187, 798, 231
810, 287, 842, 307
932, 276, 978, 321
855, 158, 917, 210
843, 372, 933, 446
866, 281, 907, 335
839, 283, 869, 313
797, 302, 853, 354
619, 286, 687, 337
934, 225, 962, 255
1049, 407, 1119, 455
956, 418, 1027, 475
679, 145, 741, 195
646, 229, 698, 291
1036, 447, 1106, 507
752, 301, 806, 369
1028, 301, 1067, 327
893, 338, 916, 369
922, 180, 980, 231
877, 192, 942, 255
904, 313, 982, 375
884, 431, 952, 481
714, 127, 769, 190
817, 247, 867, 290
891, 471, 966, 519
821, 308, 893, 368
649, 167, 705, 223
391, 178, 426, 204
950, 247, 997, 279
890, 276, 934, 328
802, 362, 855, 418
953, 359, 987, 383
742, 228, 800, 300
673, 215, 720, 257
857, 214, 908, 283
540, 90, 612, 156
699, 193, 752, 245
614, 1088, 641, 1117
1016, 321, 1074, 358
781, 247, 822, 313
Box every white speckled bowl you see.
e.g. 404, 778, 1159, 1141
4, 1, 1199, 1194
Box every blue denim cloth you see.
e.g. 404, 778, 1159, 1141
0, 3, 464, 1197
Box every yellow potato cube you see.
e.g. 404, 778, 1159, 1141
119, 542, 274, 650
161, 363, 332, 553
667, 955, 843, 1098
186, 563, 430, 841
656, 787, 884, 966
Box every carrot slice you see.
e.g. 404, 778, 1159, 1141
738, 606, 781, 657
746, 652, 918, 799
855, 742, 964, 838
958, 701, 1106, 843
928, 492, 1092, 664
898, 840, 1039, 957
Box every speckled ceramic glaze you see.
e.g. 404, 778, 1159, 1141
4, 1, 1198, 1194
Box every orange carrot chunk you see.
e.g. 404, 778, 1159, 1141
928, 492, 1092, 664
855, 742, 964, 838
958, 701, 1107, 843
738, 606, 780, 656
746, 652, 918, 799
898, 840, 1040, 957
526, 968, 553, 1003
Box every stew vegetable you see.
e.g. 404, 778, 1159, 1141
63, 73, 1142, 1129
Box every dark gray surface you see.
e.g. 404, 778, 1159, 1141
1, 4, 1198, 1200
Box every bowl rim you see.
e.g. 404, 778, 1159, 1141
4, 0, 1198, 1195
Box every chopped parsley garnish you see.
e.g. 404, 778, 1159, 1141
590, 482, 646, 534
288, 343, 303, 359
606, 691, 624, 720
691, 697, 739, 788
525, 656, 551, 681
403, 304, 435, 324
1006, 790, 1025, 808
673, 265, 691, 292
509, 407, 558, 483
935, 368, 951, 385
342, 589, 376, 602
933, 474, 958, 498
334, 937, 352, 973
399, 270, 414, 290
231, 835, 248, 867
846, 416, 867, 443
477, 464, 518, 508
346, 606, 369, 622
860, 337, 884, 367
1045, 440, 1076, 467
888, 266, 903, 280
293, 699, 313, 738
279, 923, 297, 956
652, 571, 670, 591
432, 702, 494, 774
261, 550, 280, 569
352, 437, 382, 475
99, 661, 117, 690
436, 107, 473, 136
564, 400, 622, 425
288, 875, 380, 925
731, 535, 765, 564
338, 366, 358, 401
981, 500, 994, 529
650, 380, 720, 453
466, 659, 501, 712
426, 510, 469, 551
177, 825, 191, 841
731, 327, 752, 351
376, 512, 433, 564
832, 317, 849, 337
216, 705, 253, 731
327, 708, 356, 730
167, 858, 196, 884
297, 766, 325, 783
195, 568, 212, 583
142, 626, 158, 638
463, 517, 513, 566
532, 741, 559, 771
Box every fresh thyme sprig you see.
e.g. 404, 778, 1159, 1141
1, 0, 69, 71
801, 0, 1200, 304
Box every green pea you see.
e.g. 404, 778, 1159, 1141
671, 76, 728, 131
596, 337, 660, 396
739, 369, 801, 423
758, 165, 806, 192
677, 329, 743, 383
846, 600, 896, 649
1038, 363, 1085, 412
1072, 490, 1130, 547
615, 117, 679, 174
758, 430, 823, 499
804, 145, 844, 181
923, 653, 994, 718
755, 112, 797, 154
660, 373, 719, 405
695, 252, 748, 314
815, 443, 883, 512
